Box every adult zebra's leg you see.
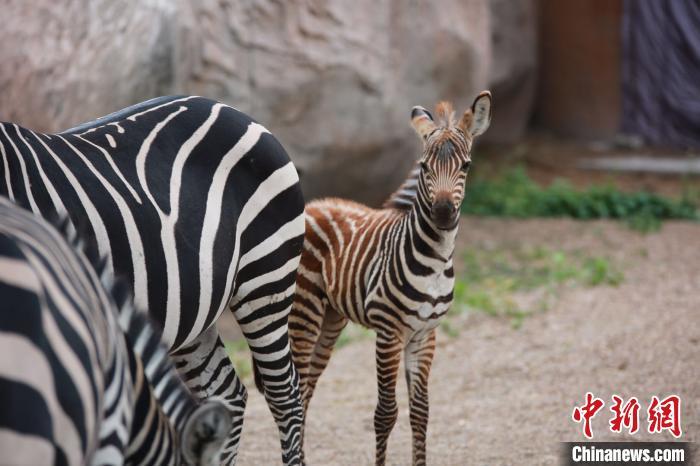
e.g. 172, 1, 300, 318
374, 331, 404, 466
288, 297, 323, 462
171, 326, 247, 465
231, 202, 306, 464
234, 295, 304, 465
404, 329, 436, 466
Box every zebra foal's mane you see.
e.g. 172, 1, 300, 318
382, 161, 421, 210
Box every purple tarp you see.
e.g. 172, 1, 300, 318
622, 0, 700, 148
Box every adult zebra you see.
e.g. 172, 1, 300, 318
0, 198, 232, 465
0, 96, 306, 464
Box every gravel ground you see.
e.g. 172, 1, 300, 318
236, 218, 700, 465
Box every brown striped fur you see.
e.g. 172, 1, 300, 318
290, 92, 492, 465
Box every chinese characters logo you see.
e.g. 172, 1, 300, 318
572, 393, 681, 439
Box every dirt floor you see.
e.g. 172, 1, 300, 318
235, 217, 699, 465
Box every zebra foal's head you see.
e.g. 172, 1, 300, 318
410, 91, 492, 230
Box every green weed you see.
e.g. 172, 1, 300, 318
224, 340, 253, 381
462, 166, 699, 232
446, 245, 624, 330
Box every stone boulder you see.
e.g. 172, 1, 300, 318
0, 0, 177, 133
175, 0, 492, 205
485, 0, 538, 145
1, 0, 535, 205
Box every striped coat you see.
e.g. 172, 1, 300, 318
0, 198, 231, 465
289, 93, 492, 465
0, 96, 305, 464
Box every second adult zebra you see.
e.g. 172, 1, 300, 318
0, 96, 306, 465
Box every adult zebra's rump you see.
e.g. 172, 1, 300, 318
0, 96, 306, 464
0, 198, 231, 466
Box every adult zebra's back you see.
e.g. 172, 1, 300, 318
0, 96, 306, 464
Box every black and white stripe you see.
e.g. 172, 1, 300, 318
0, 198, 231, 466
0, 95, 306, 464
383, 162, 421, 210
290, 93, 492, 465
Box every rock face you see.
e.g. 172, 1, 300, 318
176, 0, 492, 205
486, 0, 538, 144
0, 0, 178, 133
0, 0, 535, 205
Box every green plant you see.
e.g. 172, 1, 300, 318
583, 257, 624, 286
224, 340, 253, 380
448, 245, 624, 328
461, 166, 699, 231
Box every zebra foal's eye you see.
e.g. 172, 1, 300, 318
420, 161, 429, 172
461, 160, 471, 171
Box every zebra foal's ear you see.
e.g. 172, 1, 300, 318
411, 106, 436, 139
458, 90, 492, 138
182, 402, 232, 466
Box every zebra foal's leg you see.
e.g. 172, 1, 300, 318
404, 329, 436, 466
171, 326, 247, 465
288, 269, 328, 409
296, 305, 348, 457
374, 331, 404, 466
304, 305, 347, 408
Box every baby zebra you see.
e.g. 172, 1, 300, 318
289, 92, 492, 465
0, 198, 231, 466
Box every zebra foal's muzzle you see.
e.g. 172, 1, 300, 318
431, 198, 458, 230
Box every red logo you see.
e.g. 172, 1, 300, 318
609, 395, 640, 434
647, 395, 682, 438
572, 393, 682, 439
572, 392, 605, 439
